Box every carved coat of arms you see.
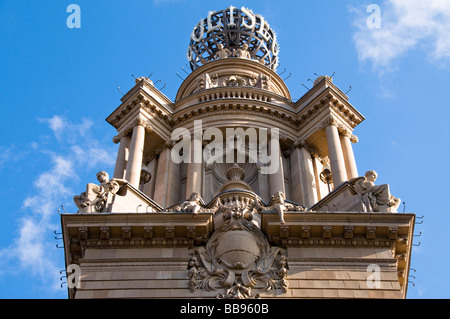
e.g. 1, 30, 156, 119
187, 200, 288, 299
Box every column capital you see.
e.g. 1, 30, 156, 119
350, 135, 359, 143
320, 115, 338, 128
143, 154, 157, 165
293, 139, 307, 149
137, 117, 153, 133
112, 133, 123, 144
337, 124, 348, 136
164, 139, 177, 149
119, 116, 153, 137
292, 139, 316, 153
154, 139, 176, 156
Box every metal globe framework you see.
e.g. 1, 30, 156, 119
187, 6, 279, 71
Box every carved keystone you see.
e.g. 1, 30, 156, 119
165, 226, 175, 239
366, 226, 376, 240
322, 226, 332, 239
144, 226, 153, 239
388, 226, 398, 240
280, 225, 289, 239
78, 227, 88, 240
301, 226, 311, 239
396, 253, 407, 261
186, 226, 196, 239
100, 226, 110, 240
122, 226, 131, 239
344, 226, 354, 239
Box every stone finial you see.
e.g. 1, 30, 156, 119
313, 75, 332, 86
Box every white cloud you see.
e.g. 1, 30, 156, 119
71, 144, 116, 170
0, 144, 29, 169
0, 145, 15, 169
351, 0, 450, 72
0, 115, 116, 294
46, 115, 65, 135
39, 115, 94, 143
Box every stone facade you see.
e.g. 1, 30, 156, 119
61, 7, 415, 299
62, 209, 414, 299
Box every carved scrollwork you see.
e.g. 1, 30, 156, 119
187, 202, 288, 299
197, 73, 271, 92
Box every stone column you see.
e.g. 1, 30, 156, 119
339, 129, 358, 180
290, 143, 317, 207
142, 157, 157, 198
269, 137, 285, 197
113, 134, 131, 179
185, 138, 203, 198
125, 123, 146, 188
153, 141, 180, 207
258, 167, 270, 203
325, 118, 347, 187
153, 146, 171, 207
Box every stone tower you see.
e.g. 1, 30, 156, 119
61, 7, 415, 299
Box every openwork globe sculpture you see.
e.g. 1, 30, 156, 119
187, 6, 280, 71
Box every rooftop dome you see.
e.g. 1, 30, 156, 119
187, 6, 279, 71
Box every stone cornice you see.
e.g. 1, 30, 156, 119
297, 89, 364, 132
295, 75, 349, 110
171, 101, 299, 135
106, 69, 364, 149
120, 77, 174, 109
106, 89, 173, 132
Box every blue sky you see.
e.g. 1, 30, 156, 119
0, 0, 449, 299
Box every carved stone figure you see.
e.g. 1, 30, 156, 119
174, 192, 203, 215
258, 192, 306, 224
235, 43, 252, 59
272, 191, 287, 224
73, 171, 120, 213
350, 170, 401, 213
214, 43, 231, 60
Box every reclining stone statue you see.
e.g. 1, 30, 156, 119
73, 171, 120, 213
170, 192, 203, 215
350, 170, 401, 213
